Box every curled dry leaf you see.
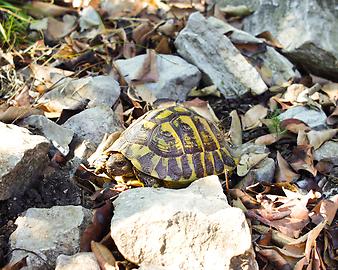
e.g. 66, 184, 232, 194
256, 31, 284, 49
296, 129, 309, 146
0, 105, 43, 123
275, 151, 299, 183
322, 83, 338, 103
255, 133, 280, 145
290, 144, 317, 176
257, 248, 292, 270
183, 98, 219, 123
132, 21, 153, 45
281, 84, 306, 103
132, 49, 159, 84
188, 85, 221, 98
229, 110, 242, 145
237, 153, 269, 176
280, 119, 311, 134
25, 1, 74, 18
80, 201, 113, 251
310, 197, 338, 226
241, 104, 268, 130
326, 106, 338, 126
307, 129, 338, 150
91, 241, 117, 270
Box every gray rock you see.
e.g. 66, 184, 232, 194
62, 105, 123, 147
0, 123, 50, 200
207, 17, 300, 86
239, 157, 275, 188
79, 6, 102, 31
314, 141, 338, 165
114, 54, 201, 103
242, 0, 338, 81
39, 75, 120, 111
175, 12, 267, 97
21, 115, 74, 156
278, 106, 327, 128
55, 252, 100, 270
111, 176, 257, 270
232, 141, 269, 158
10, 206, 92, 270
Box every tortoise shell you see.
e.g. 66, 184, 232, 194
106, 106, 236, 184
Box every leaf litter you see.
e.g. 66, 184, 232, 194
0, 0, 337, 269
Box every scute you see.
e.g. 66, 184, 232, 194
107, 105, 235, 183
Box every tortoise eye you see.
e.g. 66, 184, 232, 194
116, 161, 127, 167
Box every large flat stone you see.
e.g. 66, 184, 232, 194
111, 176, 257, 270
175, 12, 267, 97
0, 122, 50, 200
240, 0, 338, 81
10, 206, 92, 269
114, 54, 201, 103
62, 105, 122, 147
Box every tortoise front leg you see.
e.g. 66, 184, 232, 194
134, 169, 162, 187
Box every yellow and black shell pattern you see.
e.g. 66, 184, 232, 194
107, 106, 236, 184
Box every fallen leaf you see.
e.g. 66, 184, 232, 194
91, 241, 116, 269
25, 1, 74, 18
297, 129, 309, 146
80, 201, 113, 251
0, 105, 43, 123
280, 119, 311, 134
1, 256, 27, 270
322, 83, 338, 103
219, 5, 253, 17
275, 151, 300, 183
46, 15, 77, 41
255, 133, 281, 145
257, 248, 292, 270
290, 144, 317, 176
229, 189, 260, 209
241, 104, 268, 130
229, 110, 242, 145
154, 36, 171, 54
256, 31, 284, 48
132, 21, 153, 45
326, 106, 338, 126
183, 98, 219, 123
237, 153, 269, 176
305, 221, 326, 262
132, 49, 159, 84
188, 85, 221, 98
310, 197, 338, 225
281, 84, 306, 103
307, 129, 338, 150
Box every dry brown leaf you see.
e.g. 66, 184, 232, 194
297, 129, 309, 146
280, 119, 311, 134
257, 248, 292, 270
0, 105, 43, 123
275, 151, 299, 183
30, 64, 74, 88
91, 241, 116, 270
310, 197, 338, 226
281, 84, 306, 103
188, 85, 221, 98
241, 104, 268, 130
237, 153, 269, 176
46, 16, 77, 41
307, 129, 338, 150
305, 221, 326, 262
229, 110, 242, 145
256, 31, 284, 48
132, 49, 159, 84
154, 36, 172, 54
290, 145, 317, 176
322, 83, 338, 103
14, 87, 31, 107
255, 133, 281, 145
183, 98, 219, 123
229, 189, 260, 209
132, 21, 153, 45
26, 1, 74, 18
326, 106, 338, 126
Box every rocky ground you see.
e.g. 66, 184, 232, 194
0, 0, 337, 270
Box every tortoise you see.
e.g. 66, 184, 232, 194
94, 105, 237, 188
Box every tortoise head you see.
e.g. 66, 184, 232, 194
105, 152, 134, 178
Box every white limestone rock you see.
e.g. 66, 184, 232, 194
314, 141, 338, 165
241, 0, 338, 81
21, 115, 74, 156
114, 54, 201, 103
111, 176, 257, 270
55, 252, 100, 270
278, 106, 327, 128
175, 12, 267, 97
62, 105, 122, 147
9, 206, 92, 270
39, 75, 120, 111
0, 122, 50, 200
